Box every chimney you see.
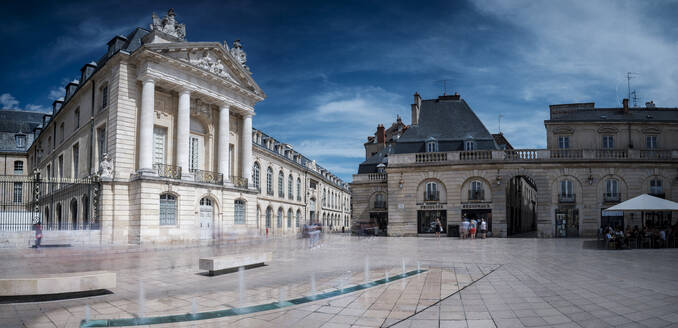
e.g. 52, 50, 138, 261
622, 98, 629, 113
411, 92, 421, 125
376, 124, 385, 144
645, 100, 655, 108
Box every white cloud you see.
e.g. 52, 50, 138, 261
48, 88, 64, 100
0, 93, 19, 109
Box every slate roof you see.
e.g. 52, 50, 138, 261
357, 145, 392, 174
492, 133, 513, 150
393, 97, 499, 154
547, 104, 678, 123
0, 110, 45, 133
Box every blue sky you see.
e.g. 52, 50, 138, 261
1, 0, 678, 182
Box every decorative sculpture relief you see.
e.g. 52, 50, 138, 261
191, 98, 213, 121
151, 8, 186, 40
98, 153, 113, 179
184, 50, 237, 83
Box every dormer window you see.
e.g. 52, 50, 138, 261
15, 134, 26, 148
425, 137, 438, 152
464, 140, 475, 151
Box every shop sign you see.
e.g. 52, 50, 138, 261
461, 203, 492, 209
419, 204, 444, 210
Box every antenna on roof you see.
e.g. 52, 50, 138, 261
625, 72, 638, 102
498, 114, 503, 133
631, 90, 639, 107
435, 79, 450, 96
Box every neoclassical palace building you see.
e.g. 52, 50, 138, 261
4, 10, 349, 246
352, 93, 678, 238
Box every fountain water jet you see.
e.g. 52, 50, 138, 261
191, 298, 197, 316
364, 256, 370, 283
85, 304, 90, 322
385, 271, 389, 282
417, 262, 421, 272
402, 258, 406, 276
239, 266, 246, 306
311, 272, 317, 297
138, 281, 145, 319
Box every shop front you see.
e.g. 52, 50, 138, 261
601, 209, 624, 229
461, 203, 492, 235
417, 204, 447, 234
555, 207, 579, 238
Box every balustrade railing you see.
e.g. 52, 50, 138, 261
468, 190, 485, 201
191, 169, 223, 185
640, 150, 672, 159
229, 176, 248, 188
551, 149, 583, 159
603, 192, 621, 202
596, 149, 628, 159
373, 201, 387, 209
423, 191, 440, 202
154, 163, 182, 179
504, 149, 539, 160
368, 173, 387, 181
459, 150, 492, 161
416, 152, 447, 163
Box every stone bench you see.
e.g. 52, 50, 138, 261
0, 271, 116, 296
199, 252, 272, 276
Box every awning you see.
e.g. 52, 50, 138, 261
603, 194, 678, 212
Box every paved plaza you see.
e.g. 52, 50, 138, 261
1, 235, 678, 328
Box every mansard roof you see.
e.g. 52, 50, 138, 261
0, 110, 44, 133
547, 103, 678, 123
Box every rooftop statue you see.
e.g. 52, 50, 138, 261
151, 8, 186, 40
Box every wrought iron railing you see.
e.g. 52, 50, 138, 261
603, 192, 621, 202
229, 176, 248, 188
154, 163, 182, 179
373, 201, 386, 209
558, 193, 576, 203
468, 190, 485, 201
191, 169, 223, 185
423, 191, 440, 202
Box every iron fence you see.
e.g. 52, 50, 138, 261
0, 174, 100, 231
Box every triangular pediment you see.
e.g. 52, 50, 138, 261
145, 42, 265, 98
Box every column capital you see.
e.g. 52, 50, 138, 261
178, 87, 191, 96
139, 75, 155, 84
218, 102, 231, 111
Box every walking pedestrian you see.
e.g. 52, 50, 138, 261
461, 218, 469, 239
435, 218, 442, 239
34, 222, 42, 248
470, 219, 477, 239
480, 219, 487, 239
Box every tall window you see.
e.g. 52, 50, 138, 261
266, 167, 273, 195
266, 207, 272, 228
650, 179, 663, 196
425, 182, 438, 201
605, 179, 619, 198
153, 127, 166, 164
159, 193, 177, 225
59, 123, 65, 142
296, 178, 301, 201
646, 135, 657, 149
58, 155, 64, 179
100, 84, 109, 110
13, 161, 23, 175
74, 108, 80, 129
72, 143, 79, 178
287, 209, 292, 228
252, 162, 260, 191
296, 210, 300, 227
189, 136, 200, 170
15, 134, 26, 148
288, 175, 293, 200
470, 181, 484, 200
602, 135, 614, 149
13, 182, 22, 203
560, 180, 573, 196
558, 136, 569, 149
277, 208, 283, 228
375, 193, 385, 208
323, 189, 326, 206
278, 170, 284, 198
234, 200, 245, 224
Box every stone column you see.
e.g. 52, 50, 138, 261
138, 78, 155, 173
241, 113, 253, 184
176, 89, 191, 174
218, 104, 230, 182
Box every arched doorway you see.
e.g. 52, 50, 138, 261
70, 198, 78, 230
56, 203, 62, 230
506, 175, 537, 236
309, 198, 316, 224
82, 195, 90, 228
199, 197, 214, 240
44, 207, 50, 229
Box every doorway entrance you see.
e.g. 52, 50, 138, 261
369, 212, 388, 236
462, 209, 492, 233
417, 210, 447, 234
555, 208, 579, 238
200, 197, 214, 240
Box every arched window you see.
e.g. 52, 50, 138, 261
296, 178, 301, 201
323, 188, 326, 206
160, 193, 177, 225
374, 193, 385, 209
266, 167, 273, 195
650, 179, 663, 197
82, 195, 90, 228
277, 208, 283, 228
234, 200, 246, 224
288, 174, 293, 200
252, 162, 260, 191
200, 198, 212, 206
70, 198, 78, 230
296, 210, 301, 227
470, 181, 484, 200
278, 170, 284, 198
605, 179, 619, 201
560, 180, 574, 202
266, 207, 272, 228
425, 182, 438, 201
287, 209, 292, 228
464, 139, 475, 151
